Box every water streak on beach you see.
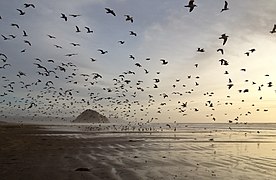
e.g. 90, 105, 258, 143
1, 123, 276, 179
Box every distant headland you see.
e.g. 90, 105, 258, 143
72, 109, 110, 123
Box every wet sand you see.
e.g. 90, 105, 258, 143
1, 124, 276, 180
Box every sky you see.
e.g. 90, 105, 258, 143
0, 0, 276, 123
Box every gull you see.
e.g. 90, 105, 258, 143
185, 0, 197, 12
105, 8, 116, 16
270, 24, 276, 33
17, 9, 25, 15
130, 31, 137, 36
197, 48, 204, 52
245, 52, 250, 56
160, 59, 168, 65
217, 48, 224, 54
75, 26, 81, 33
1, 35, 10, 40
98, 49, 108, 54
35, 58, 42, 62
24, 3, 35, 8
69, 14, 81, 17
249, 48, 256, 53
23, 30, 28, 37
27, 102, 37, 109
24, 40, 31, 46
11, 23, 19, 28
33, 63, 49, 73
0, 53, 7, 61
85, 26, 93, 33
129, 55, 135, 60
219, 33, 229, 45
227, 83, 233, 89
47, 34, 56, 39
65, 53, 77, 57
61, 13, 68, 21
70, 42, 80, 47
153, 79, 160, 83
135, 63, 142, 67
124, 15, 133, 23
9, 35, 16, 39
54, 45, 62, 49
219, 59, 229, 66
0, 64, 11, 69
221, 1, 229, 13
17, 71, 26, 78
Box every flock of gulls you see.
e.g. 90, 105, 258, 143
0, 1, 276, 125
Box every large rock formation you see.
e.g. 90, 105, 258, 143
73, 109, 109, 123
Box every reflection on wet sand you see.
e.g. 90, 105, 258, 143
1, 124, 276, 179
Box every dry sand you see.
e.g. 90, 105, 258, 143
1, 124, 276, 180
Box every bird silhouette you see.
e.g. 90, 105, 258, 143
61, 13, 68, 21
270, 24, 276, 33
54, 45, 62, 49
130, 31, 137, 36
0, 64, 11, 69
69, 14, 81, 17
129, 55, 135, 60
98, 49, 108, 54
17, 9, 25, 15
219, 59, 229, 66
217, 48, 224, 54
124, 15, 133, 23
47, 34, 56, 39
245, 52, 250, 56
221, 1, 229, 12
24, 40, 32, 46
160, 59, 168, 65
70, 43, 80, 47
197, 48, 205, 52
23, 30, 28, 37
135, 63, 142, 67
105, 8, 116, 16
85, 27, 93, 33
65, 53, 77, 57
75, 26, 81, 32
1, 35, 10, 40
24, 3, 35, 8
11, 23, 19, 28
185, 0, 197, 12
249, 48, 256, 53
219, 33, 229, 45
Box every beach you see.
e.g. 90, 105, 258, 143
1, 123, 276, 180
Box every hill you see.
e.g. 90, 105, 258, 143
72, 109, 110, 123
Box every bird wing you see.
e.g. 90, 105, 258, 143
76, 26, 80, 32
224, 1, 228, 8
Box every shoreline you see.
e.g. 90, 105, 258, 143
1, 124, 276, 179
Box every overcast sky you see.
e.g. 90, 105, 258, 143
1, 0, 276, 123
